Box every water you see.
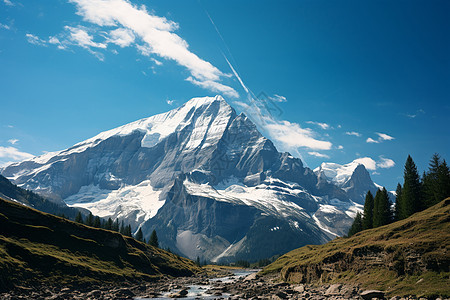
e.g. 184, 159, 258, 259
136, 269, 258, 300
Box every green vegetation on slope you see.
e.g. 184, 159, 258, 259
263, 198, 450, 297
0, 197, 202, 291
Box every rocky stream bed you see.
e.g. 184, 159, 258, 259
0, 270, 447, 300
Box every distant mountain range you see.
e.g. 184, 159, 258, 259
1, 96, 380, 262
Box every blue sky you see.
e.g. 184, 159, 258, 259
0, 0, 449, 190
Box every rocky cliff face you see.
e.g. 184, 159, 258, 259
1, 95, 375, 262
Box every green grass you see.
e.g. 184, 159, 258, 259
262, 198, 450, 297
0, 197, 203, 291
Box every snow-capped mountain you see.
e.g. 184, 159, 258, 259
314, 161, 379, 204
1, 95, 373, 262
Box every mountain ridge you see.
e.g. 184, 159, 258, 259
1, 95, 375, 262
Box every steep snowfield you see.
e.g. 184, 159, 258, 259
65, 180, 164, 223
184, 177, 311, 220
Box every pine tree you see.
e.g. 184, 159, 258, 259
105, 218, 113, 230
75, 211, 83, 224
124, 225, 132, 237
438, 160, 450, 201
120, 220, 125, 234
135, 228, 143, 242
362, 191, 374, 230
112, 219, 119, 232
86, 212, 94, 227
401, 155, 423, 218
373, 188, 392, 228
93, 216, 101, 228
423, 154, 450, 207
394, 183, 402, 221
149, 229, 159, 247
347, 212, 363, 237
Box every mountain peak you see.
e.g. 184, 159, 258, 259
183, 95, 226, 107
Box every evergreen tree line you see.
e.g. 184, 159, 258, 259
348, 153, 450, 237
73, 211, 160, 248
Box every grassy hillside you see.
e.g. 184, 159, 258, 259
0, 197, 202, 291
263, 198, 450, 297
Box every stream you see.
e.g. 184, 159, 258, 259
136, 269, 258, 299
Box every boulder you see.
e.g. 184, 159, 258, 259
360, 290, 385, 300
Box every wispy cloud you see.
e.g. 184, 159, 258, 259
25, 0, 238, 97
269, 94, 287, 103
25, 33, 47, 46
337, 145, 344, 150
308, 151, 330, 158
7, 139, 18, 145
366, 132, 395, 144
306, 121, 330, 130
0, 23, 10, 30
404, 109, 425, 119
376, 132, 394, 141
186, 76, 239, 98
2, 0, 13, 6
265, 120, 332, 151
166, 99, 175, 105
0, 146, 34, 166
69, 0, 237, 96
345, 131, 361, 137
366, 137, 379, 144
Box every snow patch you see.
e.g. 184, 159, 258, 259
65, 180, 163, 225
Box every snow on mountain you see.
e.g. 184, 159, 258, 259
314, 159, 379, 204
1, 95, 372, 262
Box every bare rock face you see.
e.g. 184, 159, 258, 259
1, 96, 375, 262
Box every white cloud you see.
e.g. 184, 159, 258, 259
186, 76, 239, 98
65, 26, 107, 49
337, 145, 344, 150
66, 0, 237, 97
404, 109, 425, 119
306, 121, 330, 130
25, 33, 47, 46
353, 157, 377, 170
0, 23, 10, 30
2, 0, 13, 6
308, 151, 330, 159
377, 157, 395, 168
7, 139, 18, 145
265, 120, 332, 151
366, 137, 379, 144
166, 99, 174, 105
6, 125, 14, 128
375, 132, 395, 141
349, 156, 395, 171
269, 94, 287, 103
345, 131, 361, 137
107, 27, 135, 47
0, 146, 34, 165
48, 36, 67, 49
366, 132, 395, 144
151, 58, 162, 66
